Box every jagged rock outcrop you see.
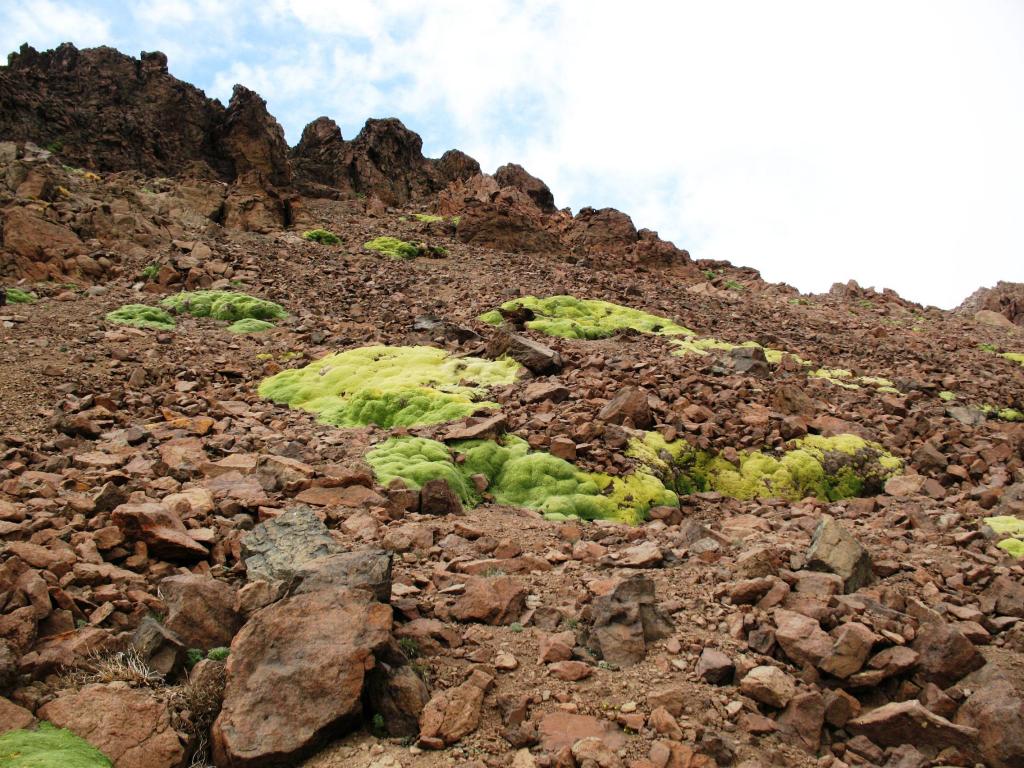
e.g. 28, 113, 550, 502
218, 85, 292, 188
290, 116, 480, 204
494, 163, 556, 212
0, 44, 229, 178
957, 281, 1024, 327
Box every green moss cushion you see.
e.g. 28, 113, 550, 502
0, 722, 112, 767
480, 295, 693, 340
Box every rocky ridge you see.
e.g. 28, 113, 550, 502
0, 41, 1023, 768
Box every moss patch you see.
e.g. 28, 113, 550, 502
411, 213, 445, 223
1002, 352, 1024, 366
670, 337, 807, 366
628, 431, 902, 502
938, 391, 957, 402
0, 722, 112, 767
365, 434, 674, 524
480, 295, 693, 340
161, 291, 286, 322
227, 318, 276, 334
364, 236, 445, 259
302, 228, 340, 245
984, 516, 1024, 558
259, 345, 519, 428
5, 287, 38, 303
105, 304, 176, 331
809, 369, 897, 392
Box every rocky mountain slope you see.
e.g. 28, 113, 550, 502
1, 43, 1023, 768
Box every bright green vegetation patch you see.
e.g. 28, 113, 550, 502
0, 722, 112, 767
1003, 352, 1024, 366
480, 295, 693, 340
628, 432, 902, 502
980, 405, 1024, 423
939, 391, 958, 402
984, 516, 1024, 558
161, 291, 286, 322
259, 345, 520, 428
302, 228, 341, 245
366, 435, 676, 524
364, 236, 433, 260
6, 287, 38, 303
227, 318, 276, 334
411, 213, 446, 223
670, 337, 808, 366
810, 369, 897, 392
105, 304, 176, 330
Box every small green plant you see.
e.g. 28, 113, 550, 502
564, 617, 579, 630
724, 280, 744, 291
5, 287, 38, 304
597, 660, 619, 671
185, 648, 204, 669
363, 236, 428, 260
979, 343, 998, 353
939, 391, 957, 402
302, 228, 340, 245
411, 213, 445, 223
371, 713, 387, 737
161, 290, 286, 322
397, 637, 420, 659
509, 622, 524, 633
206, 647, 230, 662
702, 269, 717, 280
46, 139, 64, 153
140, 263, 160, 281
105, 304, 176, 331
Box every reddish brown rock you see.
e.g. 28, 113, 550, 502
450, 576, 526, 625
847, 699, 978, 752
598, 386, 654, 429
538, 712, 626, 754
911, 620, 984, 688
111, 502, 208, 561
160, 573, 240, 649
955, 679, 1024, 768
494, 163, 556, 212
39, 683, 186, 768
418, 668, 494, 748
212, 588, 393, 767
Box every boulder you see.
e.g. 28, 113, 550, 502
955, 679, 1024, 768
418, 668, 494, 748
486, 331, 563, 374
911, 620, 984, 688
847, 699, 978, 752
212, 588, 393, 767
38, 683, 186, 768
450, 576, 527, 625
805, 515, 874, 593
364, 663, 430, 738
584, 574, 673, 666
239, 506, 339, 583
111, 502, 209, 561
598, 386, 654, 430
160, 573, 241, 649
739, 665, 796, 708
286, 549, 393, 603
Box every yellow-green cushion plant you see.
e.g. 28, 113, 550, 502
161, 291, 286, 322
259, 345, 520, 428
480, 295, 693, 340
105, 304, 176, 330
0, 722, 112, 767
983, 515, 1024, 558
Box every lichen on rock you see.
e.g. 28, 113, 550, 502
480, 295, 693, 339
670, 336, 807, 365
105, 304, 176, 330
258, 345, 519, 428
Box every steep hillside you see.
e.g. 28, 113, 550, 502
1, 43, 1023, 768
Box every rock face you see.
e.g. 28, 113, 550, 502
38, 683, 186, 768
212, 588, 394, 767
160, 573, 241, 649
290, 116, 479, 204
240, 506, 339, 583
494, 163, 556, 212
111, 502, 209, 561
955, 679, 1024, 768
957, 281, 1024, 327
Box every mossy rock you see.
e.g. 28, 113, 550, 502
364, 236, 444, 260
161, 291, 286, 322
1001, 352, 1024, 366
227, 318, 276, 334
480, 295, 693, 340
980, 404, 1024, 423
984, 516, 1024, 558
105, 304, 176, 331
627, 432, 902, 502
5, 287, 38, 304
301, 228, 340, 245
258, 345, 520, 428
0, 722, 112, 767
365, 434, 675, 524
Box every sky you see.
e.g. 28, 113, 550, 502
2, 1, 1022, 309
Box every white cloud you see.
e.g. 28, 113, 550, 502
0, 0, 110, 56
5, 0, 1022, 307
